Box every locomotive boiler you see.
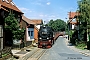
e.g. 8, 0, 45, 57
38, 25, 54, 48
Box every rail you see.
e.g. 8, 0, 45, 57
27, 49, 47, 60
20, 48, 46, 60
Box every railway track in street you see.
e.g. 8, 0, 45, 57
27, 49, 47, 60
20, 48, 47, 60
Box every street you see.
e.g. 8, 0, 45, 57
39, 36, 90, 60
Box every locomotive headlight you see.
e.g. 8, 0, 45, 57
39, 37, 42, 39
53, 35, 55, 37
47, 38, 49, 39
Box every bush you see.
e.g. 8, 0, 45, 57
76, 41, 87, 50
87, 41, 90, 50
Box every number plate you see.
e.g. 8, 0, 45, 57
42, 32, 47, 34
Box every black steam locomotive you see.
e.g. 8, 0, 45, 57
38, 25, 54, 48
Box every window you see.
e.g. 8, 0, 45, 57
28, 31, 33, 36
28, 31, 30, 36
31, 31, 33, 36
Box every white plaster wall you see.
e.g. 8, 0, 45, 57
13, 39, 21, 45
35, 25, 41, 29
26, 28, 31, 41
72, 24, 75, 29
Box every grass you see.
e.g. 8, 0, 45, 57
2, 53, 9, 57
75, 41, 87, 50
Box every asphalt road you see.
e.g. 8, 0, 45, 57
39, 36, 90, 60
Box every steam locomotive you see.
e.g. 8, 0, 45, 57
38, 25, 54, 48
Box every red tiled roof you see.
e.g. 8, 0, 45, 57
68, 12, 79, 19
68, 12, 79, 23
22, 15, 36, 24
0, 0, 23, 13
30, 19, 43, 25
22, 15, 43, 25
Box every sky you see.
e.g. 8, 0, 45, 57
13, 0, 78, 23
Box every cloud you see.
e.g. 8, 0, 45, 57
18, 7, 72, 23
39, 14, 47, 17
18, 6, 73, 23
46, 2, 51, 5
18, 7, 33, 13
39, 14, 44, 17
25, 11, 67, 23
38, 14, 60, 21
19, 7, 29, 11
49, 15, 56, 18
31, 0, 51, 6
32, 2, 43, 6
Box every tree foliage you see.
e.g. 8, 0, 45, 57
77, 0, 90, 41
4, 14, 18, 31
78, 0, 90, 22
47, 19, 66, 32
4, 13, 24, 40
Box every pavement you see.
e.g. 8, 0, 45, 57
64, 35, 90, 57
6, 43, 38, 60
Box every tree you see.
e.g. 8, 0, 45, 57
78, 0, 90, 41
4, 13, 18, 31
4, 13, 24, 40
78, 0, 90, 23
77, 0, 90, 49
47, 19, 66, 32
